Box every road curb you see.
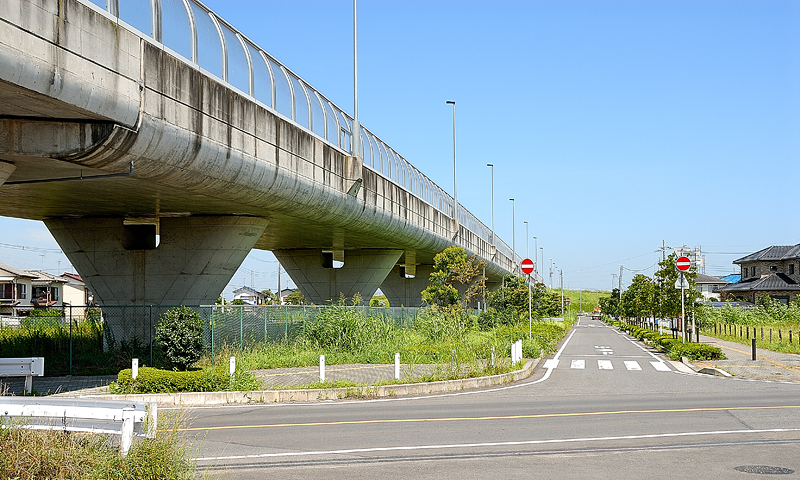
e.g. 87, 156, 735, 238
67, 359, 539, 407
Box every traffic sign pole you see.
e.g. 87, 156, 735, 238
680, 271, 686, 342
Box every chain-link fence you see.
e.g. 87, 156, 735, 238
0, 304, 422, 376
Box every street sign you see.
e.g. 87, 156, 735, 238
676, 256, 691, 272
674, 274, 689, 289
565, 298, 571, 306
521, 258, 534, 274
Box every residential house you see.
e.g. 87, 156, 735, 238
721, 244, 800, 304
0, 262, 68, 320
232, 286, 269, 305
694, 273, 730, 301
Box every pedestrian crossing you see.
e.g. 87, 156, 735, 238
546, 359, 672, 372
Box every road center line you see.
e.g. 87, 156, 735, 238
193, 427, 800, 462
178, 405, 800, 432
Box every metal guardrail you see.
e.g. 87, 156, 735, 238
0, 357, 44, 394
0, 397, 156, 455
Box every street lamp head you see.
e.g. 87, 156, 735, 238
446, 100, 455, 105
487, 163, 493, 167
509, 198, 514, 201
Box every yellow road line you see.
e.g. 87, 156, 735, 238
177, 405, 800, 432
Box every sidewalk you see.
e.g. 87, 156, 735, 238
691, 334, 800, 382
0, 363, 441, 397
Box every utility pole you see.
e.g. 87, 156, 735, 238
560, 269, 564, 316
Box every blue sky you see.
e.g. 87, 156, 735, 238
1, 0, 799, 297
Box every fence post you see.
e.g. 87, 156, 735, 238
69, 306, 73, 376
236, 306, 241, 350
149, 306, 154, 367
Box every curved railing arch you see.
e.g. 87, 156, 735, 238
79, 0, 520, 272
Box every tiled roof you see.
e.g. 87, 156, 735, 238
696, 273, 730, 284
722, 273, 800, 292
734, 244, 800, 264
0, 262, 36, 278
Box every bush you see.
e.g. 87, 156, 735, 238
111, 366, 258, 393
666, 342, 725, 361
155, 306, 205, 371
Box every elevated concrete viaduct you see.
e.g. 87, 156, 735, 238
0, 0, 535, 311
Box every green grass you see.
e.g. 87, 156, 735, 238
196, 308, 571, 388
698, 301, 800, 354
0, 411, 195, 480
546, 289, 607, 316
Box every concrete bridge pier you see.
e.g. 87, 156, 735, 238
45, 216, 268, 306
45, 216, 268, 344
380, 264, 435, 308
274, 249, 403, 305
0, 161, 15, 186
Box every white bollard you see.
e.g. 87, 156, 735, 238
229, 356, 236, 377
491, 346, 495, 367
320, 355, 325, 382
132, 358, 139, 380
394, 353, 400, 380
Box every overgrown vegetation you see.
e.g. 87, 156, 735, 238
0, 411, 195, 479
111, 365, 259, 394
155, 306, 205, 371
697, 295, 800, 354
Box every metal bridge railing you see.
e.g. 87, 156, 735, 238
78, 0, 520, 271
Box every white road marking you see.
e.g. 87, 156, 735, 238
570, 360, 585, 369
597, 360, 613, 370
193, 428, 800, 462
543, 359, 560, 369
651, 361, 671, 372
624, 361, 642, 371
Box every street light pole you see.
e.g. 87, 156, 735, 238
509, 198, 515, 275
487, 164, 494, 245
539, 246, 543, 284
533, 236, 538, 276
352, 0, 361, 159
446, 101, 457, 225
524, 221, 529, 260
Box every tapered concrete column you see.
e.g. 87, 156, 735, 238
274, 249, 403, 305
45, 216, 268, 306
380, 265, 435, 308
0, 161, 15, 186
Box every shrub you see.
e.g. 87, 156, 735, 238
111, 366, 258, 393
155, 306, 204, 370
666, 343, 724, 361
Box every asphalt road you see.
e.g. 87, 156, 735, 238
181, 317, 800, 479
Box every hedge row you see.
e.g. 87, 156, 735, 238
610, 321, 724, 361
111, 366, 246, 394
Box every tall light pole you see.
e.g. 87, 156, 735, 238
539, 246, 543, 283
352, 0, 361, 159
550, 259, 553, 289
509, 198, 515, 275
446, 101, 457, 224
487, 163, 494, 245
533, 236, 538, 276
524, 221, 529, 260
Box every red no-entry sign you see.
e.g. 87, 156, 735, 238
676, 256, 691, 271
521, 258, 534, 274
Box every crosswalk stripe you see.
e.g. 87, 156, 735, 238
651, 361, 671, 372
543, 359, 560, 369
624, 361, 642, 371
570, 360, 585, 369
597, 360, 613, 370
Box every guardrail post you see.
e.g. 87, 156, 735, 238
394, 353, 400, 380
320, 355, 325, 382
146, 402, 158, 439
120, 406, 135, 456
